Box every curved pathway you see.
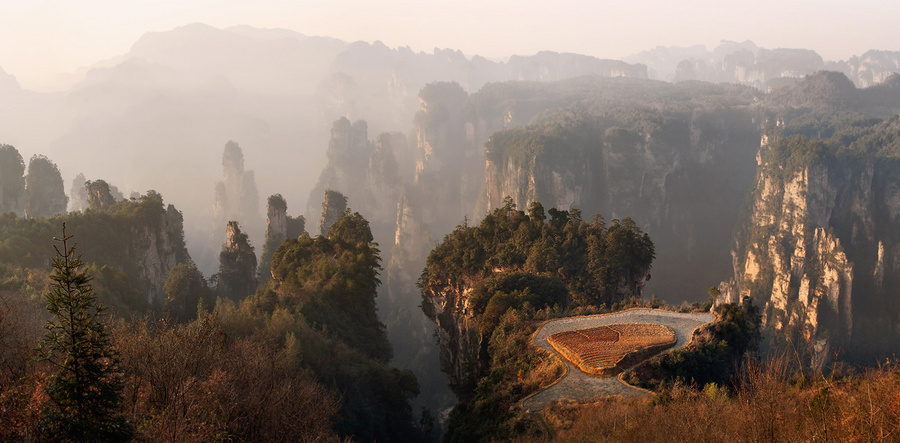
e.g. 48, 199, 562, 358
523, 308, 714, 412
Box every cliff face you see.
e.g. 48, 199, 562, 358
130, 203, 189, 302
722, 127, 900, 362
483, 105, 761, 301
421, 281, 484, 398
213, 141, 261, 250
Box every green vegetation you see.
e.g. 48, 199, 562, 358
216, 221, 257, 301
37, 225, 133, 441
626, 300, 761, 391
444, 309, 563, 442
164, 261, 213, 323
258, 209, 427, 440
421, 200, 654, 440
422, 200, 654, 312
0, 190, 188, 314
258, 194, 305, 283
270, 209, 391, 361
1, 208, 429, 441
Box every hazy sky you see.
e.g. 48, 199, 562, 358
3, 0, 900, 91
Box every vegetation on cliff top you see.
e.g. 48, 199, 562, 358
420, 200, 654, 441
421, 199, 654, 315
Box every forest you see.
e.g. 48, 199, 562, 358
0, 182, 431, 441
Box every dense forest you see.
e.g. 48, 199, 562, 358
0, 180, 431, 441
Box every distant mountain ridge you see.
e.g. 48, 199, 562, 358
1, 23, 899, 277
627, 40, 900, 89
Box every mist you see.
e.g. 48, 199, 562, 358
3, 13, 900, 440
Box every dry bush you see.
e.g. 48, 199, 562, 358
115, 316, 342, 442
521, 357, 900, 442
0, 290, 46, 440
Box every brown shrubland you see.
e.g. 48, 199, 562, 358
520, 356, 900, 442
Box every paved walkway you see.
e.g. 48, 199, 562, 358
522, 309, 714, 412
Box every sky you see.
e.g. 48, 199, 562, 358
3, 0, 900, 91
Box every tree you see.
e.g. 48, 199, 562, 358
164, 262, 212, 322
25, 154, 67, 218
38, 223, 133, 441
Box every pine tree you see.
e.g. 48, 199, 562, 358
38, 223, 133, 441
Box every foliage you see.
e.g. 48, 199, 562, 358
444, 309, 563, 442
521, 358, 900, 442
0, 191, 189, 311
270, 210, 390, 361
115, 311, 343, 442
37, 225, 133, 441
87, 263, 147, 316
216, 221, 257, 301
164, 261, 213, 323
260, 209, 430, 441
24, 155, 67, 219
421, 200, 654, 319
627, 300, 761, 391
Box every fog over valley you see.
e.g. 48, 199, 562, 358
4, 5, 900, 440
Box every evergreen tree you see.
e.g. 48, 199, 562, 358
38, 223, 133, 441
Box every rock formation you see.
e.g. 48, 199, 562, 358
0, 144, 25, 215
217, 221, 257, 300
258, 194, 305, 282
419, 205, 654, 398
319, 189, 347, 236
69, 173, 89, 212
24, 154, 67, 218
721, 118, 900, 364
481, 86, 761, 301
86, 180, 118, 211
213, 141, 261, 250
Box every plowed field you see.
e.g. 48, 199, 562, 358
547, 323, 676, 376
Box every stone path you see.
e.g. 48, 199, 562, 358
522, 309, 714, 412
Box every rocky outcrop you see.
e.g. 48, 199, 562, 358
217, 221, 257, 300
130, 202, 190, 302
721, 127, 900, 362
827, 50, 900, 88
213, 141, 261, 249
628, 41, 900, 90
482, 103, 761, 301
319, 189, 347, 236
421, 282, 484, 399
306, 118, 404, 236
0, 144, 25, 216
24, 154, 67, 218
258, 194, 305, 282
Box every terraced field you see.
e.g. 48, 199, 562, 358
548, 323, 676, 376
523, 308, 713, 412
